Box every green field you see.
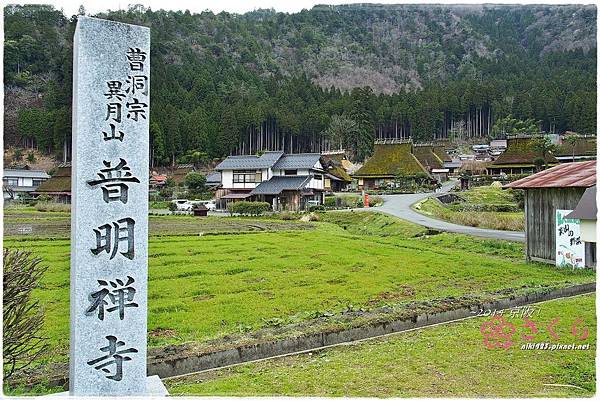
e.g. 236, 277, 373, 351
168, 293, 596, 397
3, 210, 594, 375
414, 185, 525, 231
3, 208, 315, 237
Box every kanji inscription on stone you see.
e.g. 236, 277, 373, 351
70, 16, 150, 396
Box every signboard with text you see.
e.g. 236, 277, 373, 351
555, 209, 585, 269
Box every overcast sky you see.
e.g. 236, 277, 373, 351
7, 0, 596, 17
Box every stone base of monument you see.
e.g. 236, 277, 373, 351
46, 375, 168, 397
146, 375, 170, 396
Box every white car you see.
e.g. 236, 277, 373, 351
171, 199, 193, 211
200, 200, 217, 211
192, 200, 217, 211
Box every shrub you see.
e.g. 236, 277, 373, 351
324, 196, 337, 207
510, 189, 525, 209
184, 172, 206, 193
3, 249, 48, 380
26, 152, 36, 163
34, 202, 70, 213
227, 201, 271, 216
368, 195, 384, 206
307, 204, 326, 212
158, 187, 174, 199
168, 202, 178, 212
35, 195, 52, 203
12, 149, 22, 162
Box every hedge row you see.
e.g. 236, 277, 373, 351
227, 201, 272, 216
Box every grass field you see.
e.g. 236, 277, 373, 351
3, 208, 314, 237
167, 293, 596, 397
414, 185, 525, 231
3, 210, 594, 377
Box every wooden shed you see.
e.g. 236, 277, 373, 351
504, 161, 596, 268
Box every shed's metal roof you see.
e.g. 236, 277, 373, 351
566, 186, 597, 220
250, 175, 312, 195
504, 160, 596, 189
215, 151, 283, 170
273, 153, 322, 170
3, 169, 50, 179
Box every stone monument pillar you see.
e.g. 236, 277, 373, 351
70, 16, 162, 396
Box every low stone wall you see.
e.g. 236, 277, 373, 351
151, 282, 595, 380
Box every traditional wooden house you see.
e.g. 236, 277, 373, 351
413, 144, 443, 170
487, 135, 559, 175
353, 141, 429, 190
214, 151, 325, 211
149, 174, 168, 190
413, 144, 450, 182
3, 168, 50, 200
32, 163, 72, 203
504, 160, 596, 268
554, 135, 597, 162
320, 152, 352, 192
205, 171, 222, 191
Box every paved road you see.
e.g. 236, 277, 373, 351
372, 180, 525, 242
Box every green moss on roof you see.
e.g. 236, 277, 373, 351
413, 146, 443, 170
327, 164, 352, 182
36, 177, 71, 193
433, 145, 452, 162
354, 143, 427, 177
556, 137, 597, 157
491, 137, 558, 166
35, 167, 71, 193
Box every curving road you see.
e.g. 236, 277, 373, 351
369, 180, 525, 242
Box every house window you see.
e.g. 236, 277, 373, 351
32, 179, 45, 186
284, 169, 297, 176
313, 174, 322, 180
233, 170, 258, 184
4, 178, 18, 186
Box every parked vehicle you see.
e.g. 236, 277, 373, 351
190, 200, 217, 211
171, 199, 193, 211
199, 200, 217, 211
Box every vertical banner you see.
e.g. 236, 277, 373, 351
70, 16, 150, 396
556, 209, 585, 269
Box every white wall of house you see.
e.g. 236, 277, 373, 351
221, 168, 272, 189
3, 175, 47, 188
308, 174, 324, 190
221, 170, 233, 188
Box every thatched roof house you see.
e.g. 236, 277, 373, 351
488, 136, 558, 175
412, 144, 444, 170
320, 152, 352, 192
555, 135, 597, 162
353, 142, 428, 190
32, 163, 72, 202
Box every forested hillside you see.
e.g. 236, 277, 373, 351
3, 3, 597, 165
